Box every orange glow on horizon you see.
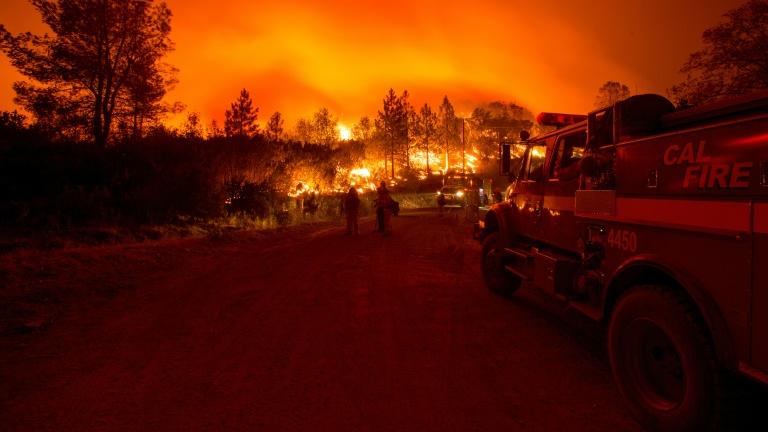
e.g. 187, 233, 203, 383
0, 0, 746, 130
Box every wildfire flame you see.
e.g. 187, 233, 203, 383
350, 168, 371, 177
338, 124, 352, 141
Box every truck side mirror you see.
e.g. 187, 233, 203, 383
500, 143, 511, 176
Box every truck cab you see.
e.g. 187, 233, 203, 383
479, 92, 768, 432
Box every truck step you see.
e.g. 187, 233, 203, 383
503, 264, 530, 281
567, 301, 602, 321
504, 247, 534, 260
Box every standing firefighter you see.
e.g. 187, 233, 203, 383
344, 187, 360, 235
375, 181, 394, 235
437, 191, 446, 213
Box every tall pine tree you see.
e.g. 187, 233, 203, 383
377, 89, 409, 178
438, 96, 459, 173
418, 103, 438, 173
224, 88, 259, 139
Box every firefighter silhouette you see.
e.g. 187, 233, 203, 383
343, 187, 360, 235
375, 181, 394, 234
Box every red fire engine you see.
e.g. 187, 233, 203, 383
478, 92, 768, 431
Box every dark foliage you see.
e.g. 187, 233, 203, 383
224, 178, 273, 218
0, 116, 365, 229
671, 0, 768, 104
0, 135, 111, 227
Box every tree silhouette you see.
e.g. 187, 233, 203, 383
125, 59, 180, 139
671, 0, 768, 105
469, 101, 533, 164
311, 107, 337, 146
182, 112, 203, 139
266, 111, 284, 141
417, 103, 437, 172
352, 116, 374, 142
208, 119, 223, 138
594, 81, 631, 109
294, 118, 313, 143
0, 0, 175, 146
377, 89, 409, 178
0, 110, 25, 131
438, 96, 459, 172
224, 88, 259, 139
402, 91, 417, 170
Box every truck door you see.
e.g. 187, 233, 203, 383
543, 130, 586, 252
514, 141, 548, 242
753, 200, 768, 372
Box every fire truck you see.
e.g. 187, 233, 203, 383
477, 92, 768, 431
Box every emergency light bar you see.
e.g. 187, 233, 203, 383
536, 112, 587, 128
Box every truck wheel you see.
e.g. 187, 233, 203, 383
481, 232, 520, 296
608, 285, 720, 432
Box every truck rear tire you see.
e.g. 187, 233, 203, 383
608, 285, 720, 432
481, 232, 520, 296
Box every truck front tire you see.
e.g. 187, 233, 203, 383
608, 285, 720, 432
481, 232, 520, 296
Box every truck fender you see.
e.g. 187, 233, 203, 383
603, 254, 736, 368
481, 203, 517, 243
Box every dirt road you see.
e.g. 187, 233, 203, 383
1, 209, 642, 431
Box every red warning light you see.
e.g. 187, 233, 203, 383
536, 112, 587, 128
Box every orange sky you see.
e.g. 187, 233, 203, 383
0, 0, 744, 130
